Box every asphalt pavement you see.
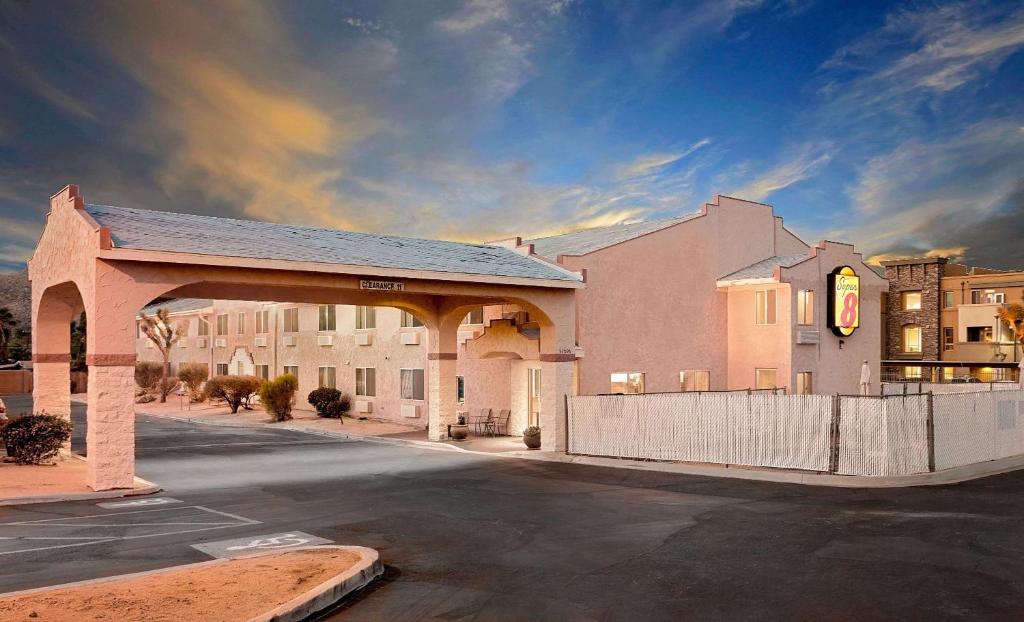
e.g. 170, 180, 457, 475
1, 395, 1023, 620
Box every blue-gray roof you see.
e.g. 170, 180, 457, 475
86, 204, 579, 283
719, 254, 810, 282
524, 213, 699, 259
141, 298, 212, 315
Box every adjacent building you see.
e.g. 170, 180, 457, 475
138, 195, 886, 429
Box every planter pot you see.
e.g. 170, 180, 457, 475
450, 424, 469, 441
523, 433, 541, 449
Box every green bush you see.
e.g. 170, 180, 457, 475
522, 426, 541, 437
308, 387, 342, 416
323, 395, 352, 420
177, 363, 209, 402
1, 414, 73, 464
204, 375, 262, 413
135, 361, 163, 390
259, 373, 298, 422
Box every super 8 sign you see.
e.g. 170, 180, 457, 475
827, 265, 860, 337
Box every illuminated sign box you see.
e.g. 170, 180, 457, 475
827, 265, 860, 337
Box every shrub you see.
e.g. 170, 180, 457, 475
136, 394, 156, 404
178, 363, 209, 402
135, 361, 163, 391
523, 426, 541, 437
204, 375, 262, 413
259, 373, 298, 422
308, 387, 342, 416
1, 414, 73, 464
323, 395, 352, 420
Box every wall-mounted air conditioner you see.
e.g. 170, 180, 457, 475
254, 336, 267, 348
282, 335, 296, 347
317, 335, 334, 347
178, 340, 188, 349
215, 338, 227, 348
355, 332, 373, 346
400, 404, 420, 418
196, 338, 207, 348
796, 330, 820, 345
400, 332, 420, 345
355, 400, 373, 413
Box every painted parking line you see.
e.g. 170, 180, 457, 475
0, 506, 260, 556
192, 531, 333, 559
97, 497, 183, 509
136, 440, 349, 451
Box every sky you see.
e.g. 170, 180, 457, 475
0, 0, 1022, 272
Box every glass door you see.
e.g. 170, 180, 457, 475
527, 368, 541, 427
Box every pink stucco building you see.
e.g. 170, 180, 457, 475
137, 195, 885, 437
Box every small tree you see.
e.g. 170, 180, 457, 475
308, 387, 342, 416
178, 363, 210, 402
0, 307, 16, 363
997, 296, 1024, 363
260, 373, 299, 422
135, 361, 163, 391
138, 308, 185, 402
204, 375, 262, 414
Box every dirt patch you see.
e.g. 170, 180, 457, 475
0, 458, 90, 500
0, 548, 362, 622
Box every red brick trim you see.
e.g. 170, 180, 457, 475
33, 353, 71, 364
86, 354, 138, 366
427, 352, 458, 360
539, 353, 576, 362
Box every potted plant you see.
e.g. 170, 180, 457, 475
522, 426, 541, 449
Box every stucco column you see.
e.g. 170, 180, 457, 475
540, 357, 575, 452
32, 357, 71, 419
86, 359, 136, 490
426, 320, 459, 441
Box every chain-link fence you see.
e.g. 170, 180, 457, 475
567, 389, 1024, 477
882, 381, 1019, 395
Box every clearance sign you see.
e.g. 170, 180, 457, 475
827, 266, 860, 337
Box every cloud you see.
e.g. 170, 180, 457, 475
614, 138, 711, 180
437, 0, 509, 33
729, 144, 833, 201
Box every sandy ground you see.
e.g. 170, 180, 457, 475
0, 548, 362, 622
0, 458, 91, 500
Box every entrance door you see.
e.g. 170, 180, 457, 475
527, 368, 542, 427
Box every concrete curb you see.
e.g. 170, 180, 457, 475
0, 452, 161, 506
0, 545, 383, 622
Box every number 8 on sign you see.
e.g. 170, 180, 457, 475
828, 265, 860, 337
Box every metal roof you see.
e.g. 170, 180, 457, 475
85, 204, 579, 283
718, 254, 810, 283
141, 298, 212, 315
523, 213, 700, 259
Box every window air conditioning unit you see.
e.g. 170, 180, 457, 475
196, 338, 207, 348
355, 399, 373, 413
401, 404, 420, 418
317, 335, 334, 347
254, 336, 267, 348
215, 338, 226, 348
178, 340, 188, 349
145, 340, 154, 349
400, 332, 420, 345
355, 332, 373, 346
796, 330, 820, 345
282, 335, 296, 347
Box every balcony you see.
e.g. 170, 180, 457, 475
946, 341, 1019, 363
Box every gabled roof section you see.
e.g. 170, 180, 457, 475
717, 254, 810, 286
141, 298, 212, 315
85, 204, 580, 283
523, 213, 700, 259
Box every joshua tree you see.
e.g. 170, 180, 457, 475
997, 295, 1024, 362
0, 307, 16, 362
138, 307, 185, 402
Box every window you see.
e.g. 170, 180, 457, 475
355, 306, 376, 330
401, 310, 423, 328
216, 363, 229, 376
198, 316, 210, 336
236, 361, 244, 375
283, 308, 299, 333
610, 372, 645, 394
972, 289, 1005, 304
255, 365, 269, 380
179, 320, 189, 337
943, 291, 955, 308
796, 372, 813, 395
136, 321, 141, 339
902, 291, 922, 310
755, 368, 778, 390
902, 324, 922, 353
318, 305, 336, 331
904, 366, 923, 380
356, 367, 376, 396
401, 369, 425, 400
256, 310, 269, 334
283, 365, 298, 378
967, 326, 993, 343
237, 313, 245, 334
318, 366, 336, 389
462, 307, 484, 325
797, 290, 814, 326
456, 376, 465, 404
943, 327, 955, 351
216, 313, 229, 336
755, 289, 777, 325
680, 370, 710, 392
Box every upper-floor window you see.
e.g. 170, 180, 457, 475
971, 289, 1005, 304
256, 310, 269, 334
942, 291, 955, 308
401, 310, 423, 328
680, 370, 710, 392
610, 372, 645, 394
400, 369, 425, 400
797, 290, 814, 326
216, 313, 229, 336
355, 306, 376, 330
318, 305, 336, 331
966, 326, 993, 343
902, 291, 922, 311
198, 316, 210, 336
902, 324, 922, 353
755, 290, 777, 325
237, 313, 245, 334
462, 307, 484, 325
283, 308, 299, 333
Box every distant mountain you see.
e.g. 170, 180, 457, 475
0, 269, 31, 331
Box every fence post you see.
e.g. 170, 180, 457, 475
926, 391, 935, 472
828, 393, 842, 474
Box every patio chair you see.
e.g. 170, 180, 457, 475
487, 409, 511, 436
469, 408, 492, 435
